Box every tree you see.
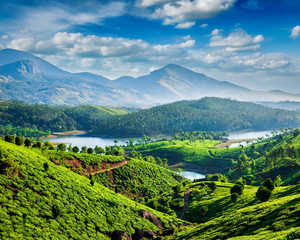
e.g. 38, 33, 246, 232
87, 148, 94, 154
72, 146, 79, 153
67, 144, 73, 152
256, 186, 272, 202
57, 143, 66, 152
94, 146, 105, 155
209, 181, 217, 192
231, 192, 239, 204
263, 178, 275, 191
274, 175, 283, 187
81, 146, 87, 153
230, 183, 244, 196
4, 135, 15, 143
15, 136, 24, 146
24, 138, 31, 147
33, 141, 42, 148
114, 139, 118, 145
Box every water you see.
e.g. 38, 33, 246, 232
179, 171, 205, 181
44, 134, 131, 149
228, 130, 273, 140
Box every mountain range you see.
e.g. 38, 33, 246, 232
0, 48, 299, 106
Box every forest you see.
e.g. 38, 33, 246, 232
92, 97, 299, 136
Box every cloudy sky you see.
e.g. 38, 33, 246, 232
0, 0, 299, 93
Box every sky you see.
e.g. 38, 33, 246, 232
0, 0, 299, 93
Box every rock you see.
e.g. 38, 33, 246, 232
111, 230, 132, 240
132, 230, 155, 240
139, 211, 163, 229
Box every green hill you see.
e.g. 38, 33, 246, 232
0, 101, 129, 137
167, 182, 300, 240
0, 140, 182, 239
94, 159, 184, 201
92, 97, 299, 136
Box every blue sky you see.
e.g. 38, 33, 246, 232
0, 0, 299, 93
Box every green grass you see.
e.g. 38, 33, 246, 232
133, 140, 233, 169
0, 140, 183, 239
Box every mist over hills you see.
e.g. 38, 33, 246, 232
0, 48, 299, 106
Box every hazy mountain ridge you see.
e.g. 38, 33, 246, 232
0, 48, 299, 106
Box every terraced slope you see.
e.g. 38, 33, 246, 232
0, 141, 183, 239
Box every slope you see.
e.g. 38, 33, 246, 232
168, 182, 300, 240
0, 140, 183, 239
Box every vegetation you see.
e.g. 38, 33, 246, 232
92, 97, 299, 136
0, 140, 182, 239
0, 100, 128, 137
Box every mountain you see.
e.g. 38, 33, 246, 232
256, 101, 300, 112
0, 49, 149, 106
0, 49, 299, 106
111, 64, 300, 103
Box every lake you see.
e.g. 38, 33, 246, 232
179, 171, 206, 181
228, 130, 273, 140
45, 130, 274, 149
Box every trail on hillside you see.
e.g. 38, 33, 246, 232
63, 158, 130, 175
180, 188, 192, 220
90, 159, 130, 175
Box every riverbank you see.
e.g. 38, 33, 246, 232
215, 138, 258, 148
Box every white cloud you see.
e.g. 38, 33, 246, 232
152, 0, 236, 25
2, 2, 125, 39
1, 35, 9, 40
290, 25, 300, 39
209, 29, 264, 52
7, 32, 195, 60
211, 29, 222, 36
201, 23, 208, 28
137, 0, 172, 7
175, 21, 196, 29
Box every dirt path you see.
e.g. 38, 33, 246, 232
63, 158, 130, 175
180, 188, 192, 220
90, 159, 130, 175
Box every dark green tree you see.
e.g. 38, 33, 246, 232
72, 146, 79, 153
263, 178, 275, 191
87, 148, 94, 154
57, 143, 66, 152
256, 186, 272, 202
24, 138, 31, 147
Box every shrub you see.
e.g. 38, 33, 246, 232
4, 135, 15, 143
199, 206, 208, 216
24, 138, 31, 147
263, 178, 275, 191
87, 148, 94, 154
57, 143, 66, 152
15, 136, 24, 146
231, 184, 243, 196
231, 193, 239, 204
72, 146, 79, 153
43, 162, 49, 171
52, 204, 62, 218
256, 186, 272, 202
209, 181, 217, 191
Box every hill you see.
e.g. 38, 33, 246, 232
1, 49, 300, 106
92, 97, 300, 136
0, 140, 183, 239
165, 181, 300, 239
0, 101, 129, 137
